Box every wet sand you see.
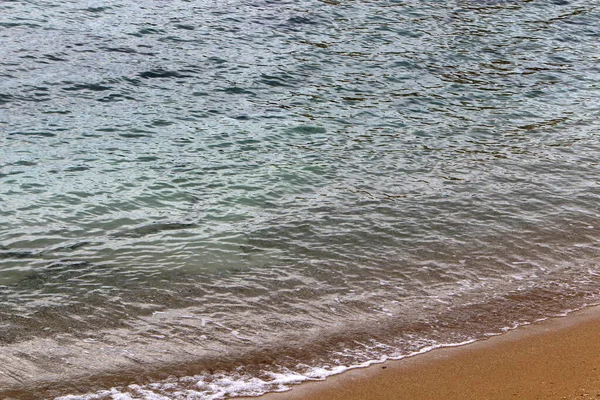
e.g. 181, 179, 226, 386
250, 305, 600, 400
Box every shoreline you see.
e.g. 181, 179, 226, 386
247, 305, 600, 400
4, 305, 600, 399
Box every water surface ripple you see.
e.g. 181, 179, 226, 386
1, 0, 600, 398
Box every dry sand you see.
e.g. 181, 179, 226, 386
249, 305, 600, 400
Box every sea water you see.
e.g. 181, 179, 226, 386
1, 0, 599, 398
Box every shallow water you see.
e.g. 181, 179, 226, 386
1, 0, 600, 398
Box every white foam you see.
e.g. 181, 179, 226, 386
54, 336, 485, 400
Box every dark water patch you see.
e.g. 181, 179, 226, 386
0, 94, 13, 104
11, 160, 37, 167
149, 119, 174, 127
112, 222, 197, 238
289, 125, 327, 134
174, 24, 195, 30
159, 35, 201, 44
62, 83, 113, 92
43, 54, 68, 62
138, 70, 194, 79
233, 115, 253, 121
101, 46, 138, 54
52, 241, 91, 252
286, 16, 318, 25
95, 127, 119, 132
0, 21, 41, 29
300, 40, 330, 49
222, 87, 256, 96
0, 172, 24, 179
119, 129, 153, 138
259, 73, 294, 87
83, 6, 112, 13
207, 56, 227, 65
8, 131, 56, 138
130, 27, 165, 37
64, 166, 91, 172
41, 110, 71, 115
137, 156, 160, 162
98, 93, 136, 102
117, 76, 142, 85
3, 91, 53, 103
517, 117, 569, 130
342, 96, 366, 102
0, 250, 38, 260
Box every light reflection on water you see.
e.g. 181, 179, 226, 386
1, 0, 600, 397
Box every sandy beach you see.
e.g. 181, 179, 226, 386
249, 305, 600, 400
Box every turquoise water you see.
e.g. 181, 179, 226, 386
1, 0, 600, 398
